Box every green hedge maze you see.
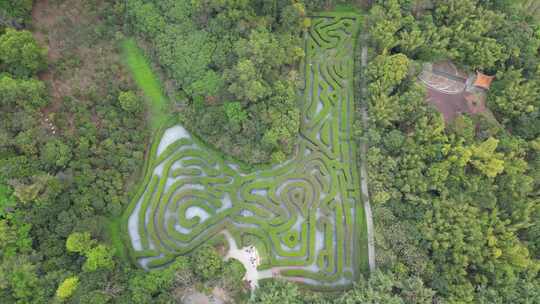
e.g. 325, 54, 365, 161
126, 13, 368, 288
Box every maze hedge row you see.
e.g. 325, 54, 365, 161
124, 12, 368, 289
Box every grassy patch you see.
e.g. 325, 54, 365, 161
106, 217, 129, 263
121, 38, 170, 131
333, 3, 363, 14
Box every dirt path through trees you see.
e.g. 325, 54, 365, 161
358, 31, 376, 272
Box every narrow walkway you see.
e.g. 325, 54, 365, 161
358, 32, 376, 272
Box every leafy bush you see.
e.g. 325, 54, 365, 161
66, 232, 114, 272
66, 232, 94, 254
55, 276, 79, 300
224, 101, 248, 124
250, 280, 302, 304
119, 91, 142, 113
128, 256, 192, 303
40, 139, 72, 169
190, 244, 223, 281
0, 75, 48, 109
0, 29, 47, 77
223, 258, 246, 284
83, 244, 115, 272
0, 0, 33, 24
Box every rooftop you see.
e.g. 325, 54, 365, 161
473, 72, 495, 90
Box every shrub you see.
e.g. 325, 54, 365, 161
250, 280, 302, 304
223, 258, 246, 284
128, 257, 192, 304
66, 232, 94, 254
0, 75, 48, 109
0, 29, 47, 77
83, 244, 115, 272
55, 276, 79, 300
224, 101, 248, 124
119, 91, 142, 113
190, 244, 223, 281
40, 139, 72, 169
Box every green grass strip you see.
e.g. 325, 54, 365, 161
105, 217, 129, 263
121, 38, 170, 131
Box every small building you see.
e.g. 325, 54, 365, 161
472, 72, 495, 90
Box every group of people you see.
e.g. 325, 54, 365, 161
245, 246, 259, 268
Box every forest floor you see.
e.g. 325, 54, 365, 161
31, 0, 68, 123
31, 0, 129, 131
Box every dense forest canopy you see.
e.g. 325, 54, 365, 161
0, 0, 538, 303
126, 0, 307, 164
365, 0, 540, 303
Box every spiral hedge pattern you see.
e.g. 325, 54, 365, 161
125, 13, 368, 288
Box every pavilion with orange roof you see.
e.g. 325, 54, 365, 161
473, 71, 495, 90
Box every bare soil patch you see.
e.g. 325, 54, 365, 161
31, 0, 131, 132
425, 89, 484, 122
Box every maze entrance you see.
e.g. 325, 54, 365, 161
125, 13, 368, 288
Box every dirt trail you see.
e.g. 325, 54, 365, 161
32, 0, 62, 61
358, 31, 376, 272
31, 0, 65, 127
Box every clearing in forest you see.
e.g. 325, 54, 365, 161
123, 13, 369, 289
121, 39, 169, 131
418, 61, 492, 122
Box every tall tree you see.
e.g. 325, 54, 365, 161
0, 29, 47, 77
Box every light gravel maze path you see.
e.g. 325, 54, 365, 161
126, 13, 368, 288
358, 31, 375, 272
